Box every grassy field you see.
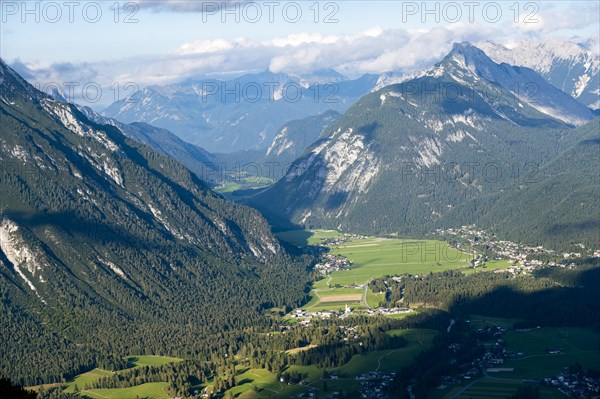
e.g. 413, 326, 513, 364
56, 355, 183, 397
215, 177, 274, 195
286, 345, 318, 355
501, 327, 600, 379
334, 329, 438, 376
285, 230, 479, 312
433, 378, 569, 399
63, 368, 113, 393
366, 289, 386, 308
315, 286, 364, 297
81, 382, 171, 399
215, 181, 243, 193
127, 355, 183, 368
328, 237, 473, 285
462, 259, 512, 274
297, 231, 476, 288
224, 368, 307, 399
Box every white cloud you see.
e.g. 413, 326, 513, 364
267, 33, 342, 48
510, 2, 599, 35
175, 38, 237, 55
9, 24, 597, 108
136, 0, 246, 13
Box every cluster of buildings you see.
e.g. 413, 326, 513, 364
314, 253, 352, 274
543, 369, 600, 398
304, 371, 397, 399
438, 324, 600, 399
319, 233, 368, 245
366, 307, 412, 317
355, 371, 396, 398
287, 305, 358, 326
288, 303, 412, 326
436, 225, 600, 274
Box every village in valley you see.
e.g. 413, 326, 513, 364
436, 225, 600, 274
283, 226, 600, 327
267, 228, 600, 399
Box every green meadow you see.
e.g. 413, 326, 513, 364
221, 329, 437, 399
327, 237, 473, 285
128, 355, 183, 368
63, 369, 113, 393
435, 378, 569, 399
54, 355, 183, 398
334, 329, 438, 376
81, 382, 171, 399
280, 230, 483, 312
501, 327, 600, 379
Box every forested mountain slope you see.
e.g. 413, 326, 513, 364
251, 43, 596, 247
446, 117, 600, 247
0, 59, 309, 385
75, 103, 219, 183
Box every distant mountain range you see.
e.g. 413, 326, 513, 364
102, 70, 379, 152
75, 104, 220, 183
477, 38, 600, 110
211, 110, 343, 182
264, 110, 342, 167
250, 42, 598, 248
0, 59, 307, 383
99, 39, 598, 155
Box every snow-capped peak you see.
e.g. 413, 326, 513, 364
477, 38, 600, 109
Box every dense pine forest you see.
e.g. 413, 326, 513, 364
0, 60, 312, 388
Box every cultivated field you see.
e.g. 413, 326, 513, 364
501, 327, 600, 379
81, 382, 171, 399
327, 237, 473, 286
281, 230, 480, 311
437, 378, 569, 399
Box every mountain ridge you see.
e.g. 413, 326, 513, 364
249, 43, 597, 247
102, 71, 379, 152
0, 59, 308, 384
477, 38, 600, 110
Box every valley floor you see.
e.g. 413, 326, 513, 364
27, 230, 600, 399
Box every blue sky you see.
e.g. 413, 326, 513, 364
1, 1, 598, 106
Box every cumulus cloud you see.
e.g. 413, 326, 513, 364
510, 1, 599, 36
136, 0, 246, 13
9, 24, 597, 108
